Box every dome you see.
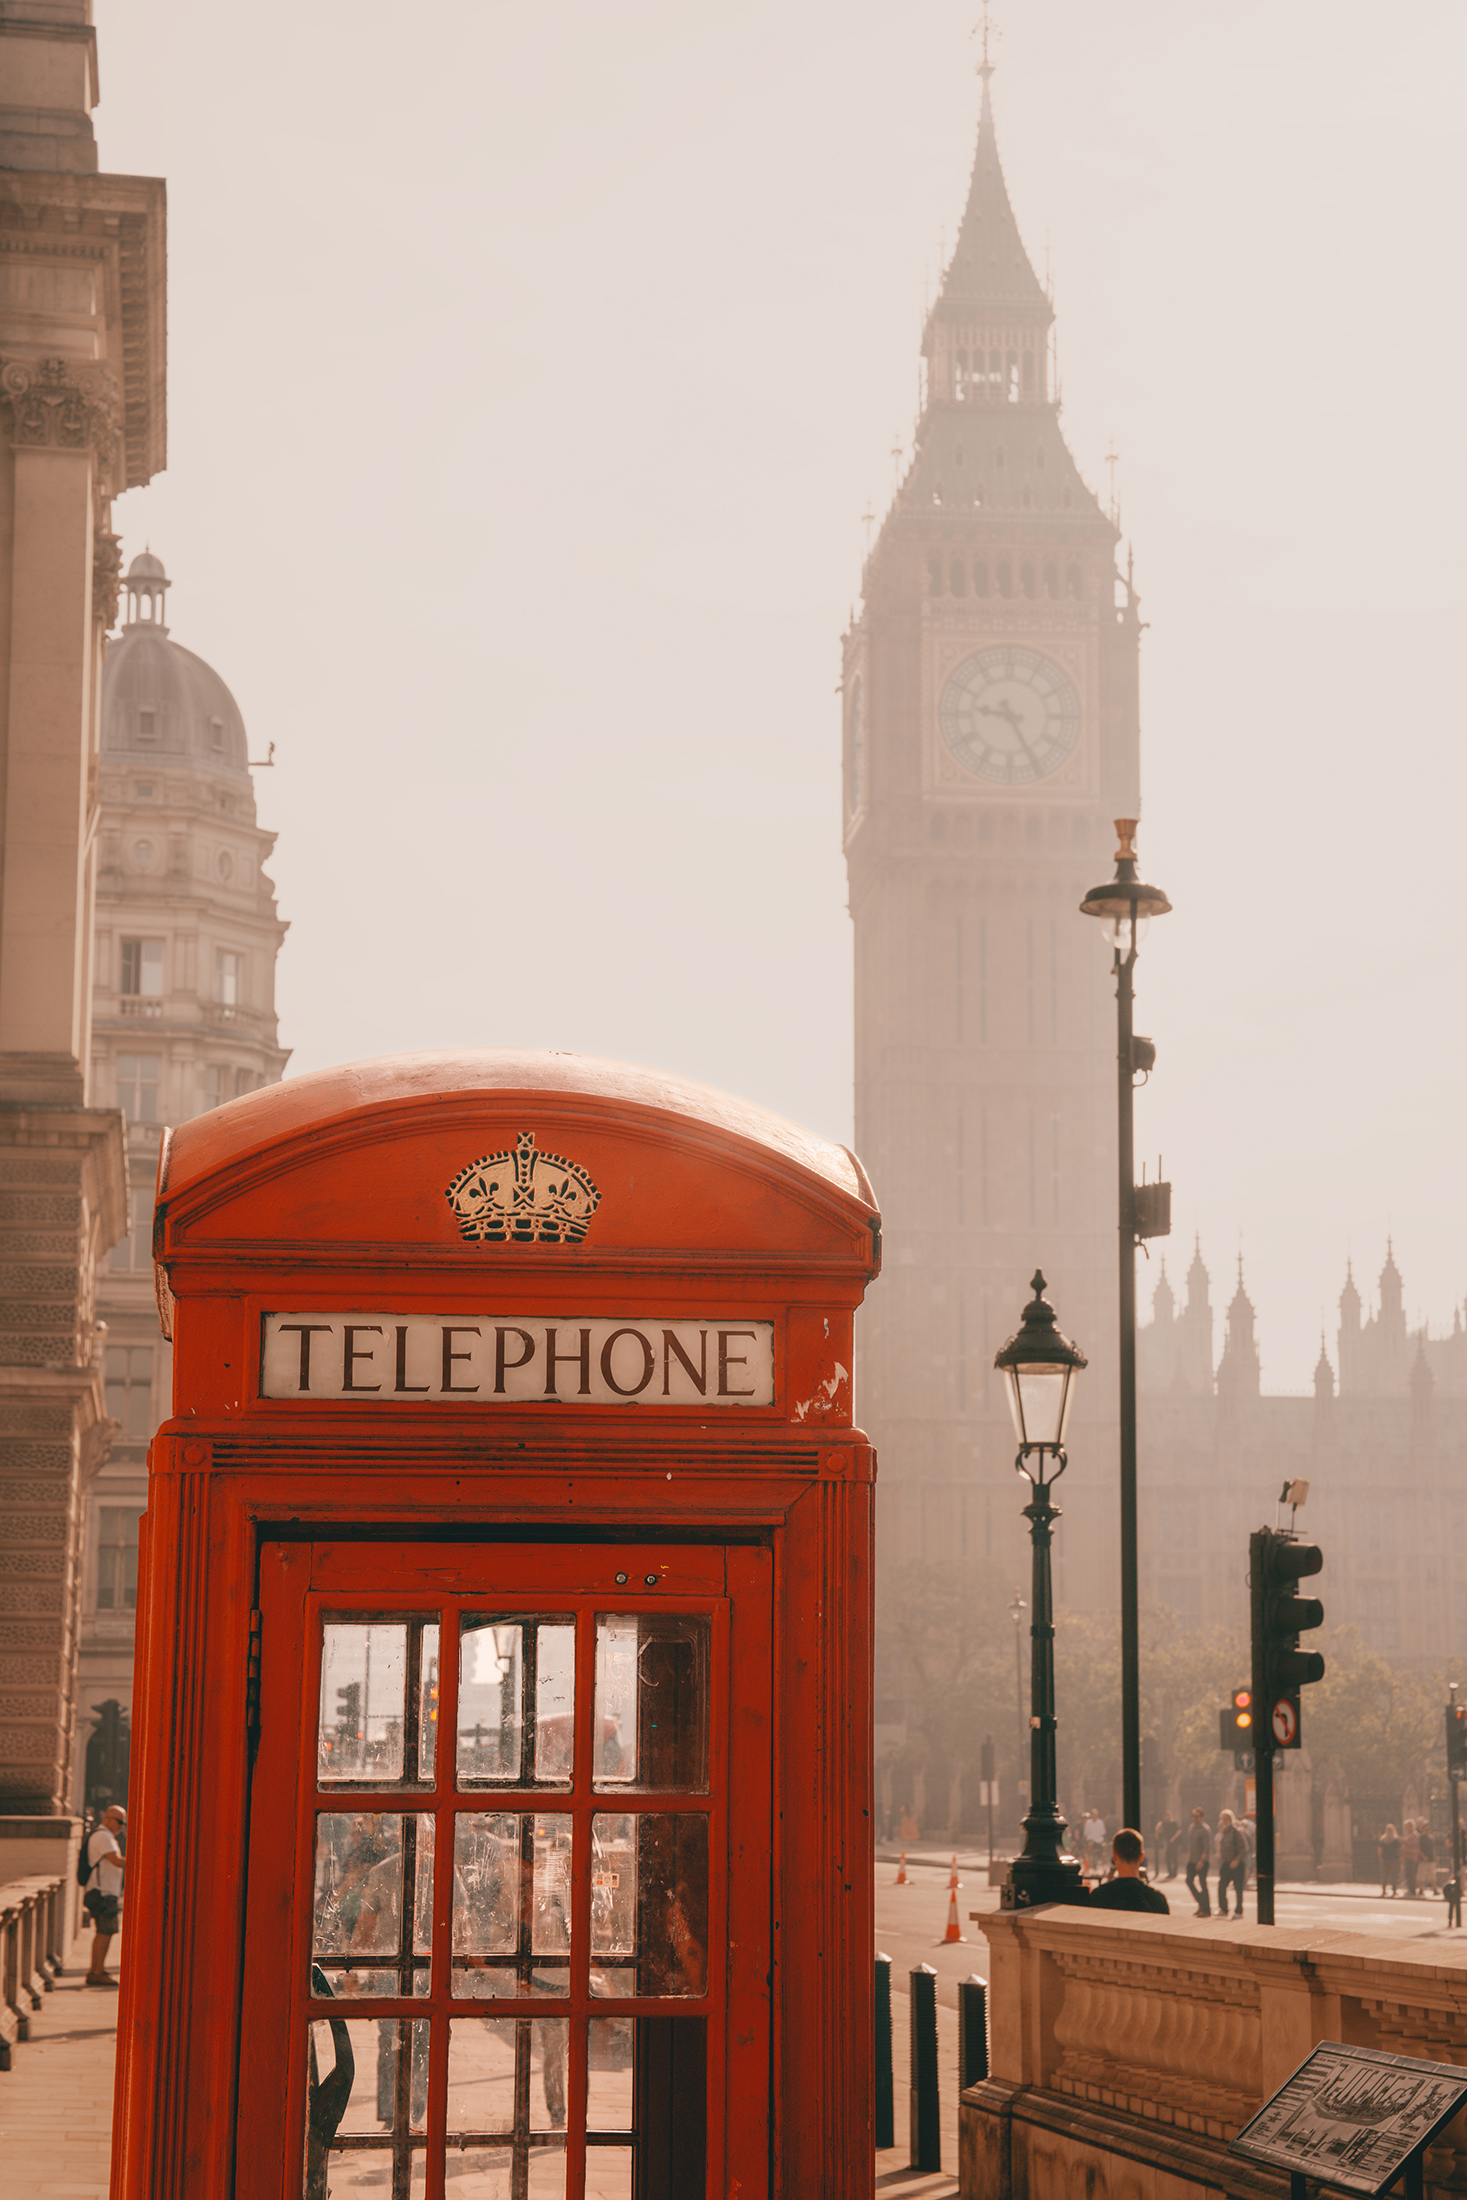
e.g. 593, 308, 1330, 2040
101, 555, 252, 779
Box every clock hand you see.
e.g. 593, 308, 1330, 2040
978, 699, 1040, 765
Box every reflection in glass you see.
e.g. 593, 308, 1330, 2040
458, 1618, 575, 1787
318, 1617, 439, 1785
447, 2015, 569, 2133
452, 1814, 571, 1998
312, 1814, 432, 1996
590, 1815, 709, 1997
593, 1615, 710, 1791
304, 2008, 428, 2199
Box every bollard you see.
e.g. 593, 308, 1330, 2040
959, 1973, 989, 2088
874, 1952, 895, 2150
909, 1961, 941, 2171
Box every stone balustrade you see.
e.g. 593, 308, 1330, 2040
0, 1874, 65, 2071
962, 1907, 1467, 2198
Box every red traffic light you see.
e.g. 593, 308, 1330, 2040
1233, 1688, 1251, 1709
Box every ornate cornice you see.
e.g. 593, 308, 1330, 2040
0, 354, 119, 486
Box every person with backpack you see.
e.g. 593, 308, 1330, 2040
80, 1804, 126, 1986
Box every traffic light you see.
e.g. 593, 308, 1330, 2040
1218, 1686, 1253, 1753
335, 1680, 362, 1759
1448, 1701, 1467, 1776
1250, 1527, 1325, 1751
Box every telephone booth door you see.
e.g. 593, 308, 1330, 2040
239, 1536, 771, 2200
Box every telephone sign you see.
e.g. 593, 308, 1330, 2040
111, 1050, 882, 2200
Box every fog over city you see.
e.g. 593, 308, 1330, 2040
99, 0, 1466, 1392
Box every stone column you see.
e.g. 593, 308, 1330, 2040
0, 1107, 125, 1846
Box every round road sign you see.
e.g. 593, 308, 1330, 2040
1271, 1698, 1298, 1746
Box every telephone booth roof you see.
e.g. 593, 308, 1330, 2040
154, 1047, 881, 1286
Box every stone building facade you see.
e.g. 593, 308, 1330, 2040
77, 553, 289, 1807
0, 0, 165, 1872
1138, 1242, 1467, 1667
846, 63, 1139, 1622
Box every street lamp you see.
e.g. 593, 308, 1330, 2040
994, 1272, 1088, 1909
1080, 819, 1172, 1839
1009, 1587, 1027, 1828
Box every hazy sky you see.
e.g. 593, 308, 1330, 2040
97, 1, 1466, 1391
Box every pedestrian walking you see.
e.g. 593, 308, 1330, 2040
1185, 1807, 1212, 1916
1418, 1823, 1438, 1896
1402, 1819, 1421, 1899
1379, 1823, 1401, 1896
1156, 1814, 1180, 1881
82, 1804, 126, 1986
1216, 1809, 1247, 1917
1082, 1807, 1107, 1877
1087, 1829, 1170, 1913
1164, 1815, 1184, 1880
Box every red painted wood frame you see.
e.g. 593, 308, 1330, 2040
111, 1053, 881, 2200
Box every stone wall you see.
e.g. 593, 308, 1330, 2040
962, 1905, 1467, 2197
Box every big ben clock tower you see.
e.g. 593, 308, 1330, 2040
846, 57, 1140, 1636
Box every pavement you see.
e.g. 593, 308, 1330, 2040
0, 1960, 117, 2197
6, 1864, 1462, 2200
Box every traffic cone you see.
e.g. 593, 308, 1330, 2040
947, 1853, 959, 1891
894, 1849, 908, 1885
939, 1880, 965, 1945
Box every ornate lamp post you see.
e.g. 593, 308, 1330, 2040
995, 1272, 1088, 1909
1080, 820, 1172, 1838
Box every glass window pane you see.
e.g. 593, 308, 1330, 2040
304, 2010, 428, 2199
593, 1616, 710, 1792
582, 2152, 633, 2199
590, 1815, 709, 1998
311, 1815, 433, 1995
586, 2020, 633, 2132
319, 1619, 438, 1785
452, 1814, 571, 1998
447, 2016, 569, 2135
458, 1618, 575, 1788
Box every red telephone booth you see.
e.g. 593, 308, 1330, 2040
112, 1051, 880, 2200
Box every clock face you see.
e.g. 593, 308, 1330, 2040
938, 647, 1080, 786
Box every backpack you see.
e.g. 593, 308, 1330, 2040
76, 1825, 98, 1886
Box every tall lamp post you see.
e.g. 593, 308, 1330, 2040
1008, 1587, 1027, 1831
995, 1272, 1088, 1909
1080, 820, 1171, 1839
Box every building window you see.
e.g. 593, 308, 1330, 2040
138, 708, 158, 744
135, 783, 154, 801
234, 1067, 258, 1098
116, 1053, 160, 1123
120, 937, 164, 998
109, 1188, 151, 1273
215, 949, 243, 1006
205, 1064, 227, 1110
209, 716, 225, 750
104, 1347, 153, 1443
96, 1506, 144, 1612
1356, 1582, 1399, 1654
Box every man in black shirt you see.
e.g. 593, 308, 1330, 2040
1087, 1827, 1170, 1914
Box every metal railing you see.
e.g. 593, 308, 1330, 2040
0, 1875, 65, 2072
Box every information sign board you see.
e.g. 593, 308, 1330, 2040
1229, 2042, 1467, 2197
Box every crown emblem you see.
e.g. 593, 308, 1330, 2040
445, 1131, 600, 1246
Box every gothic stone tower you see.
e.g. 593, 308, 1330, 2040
845, 64, 1141, 1628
